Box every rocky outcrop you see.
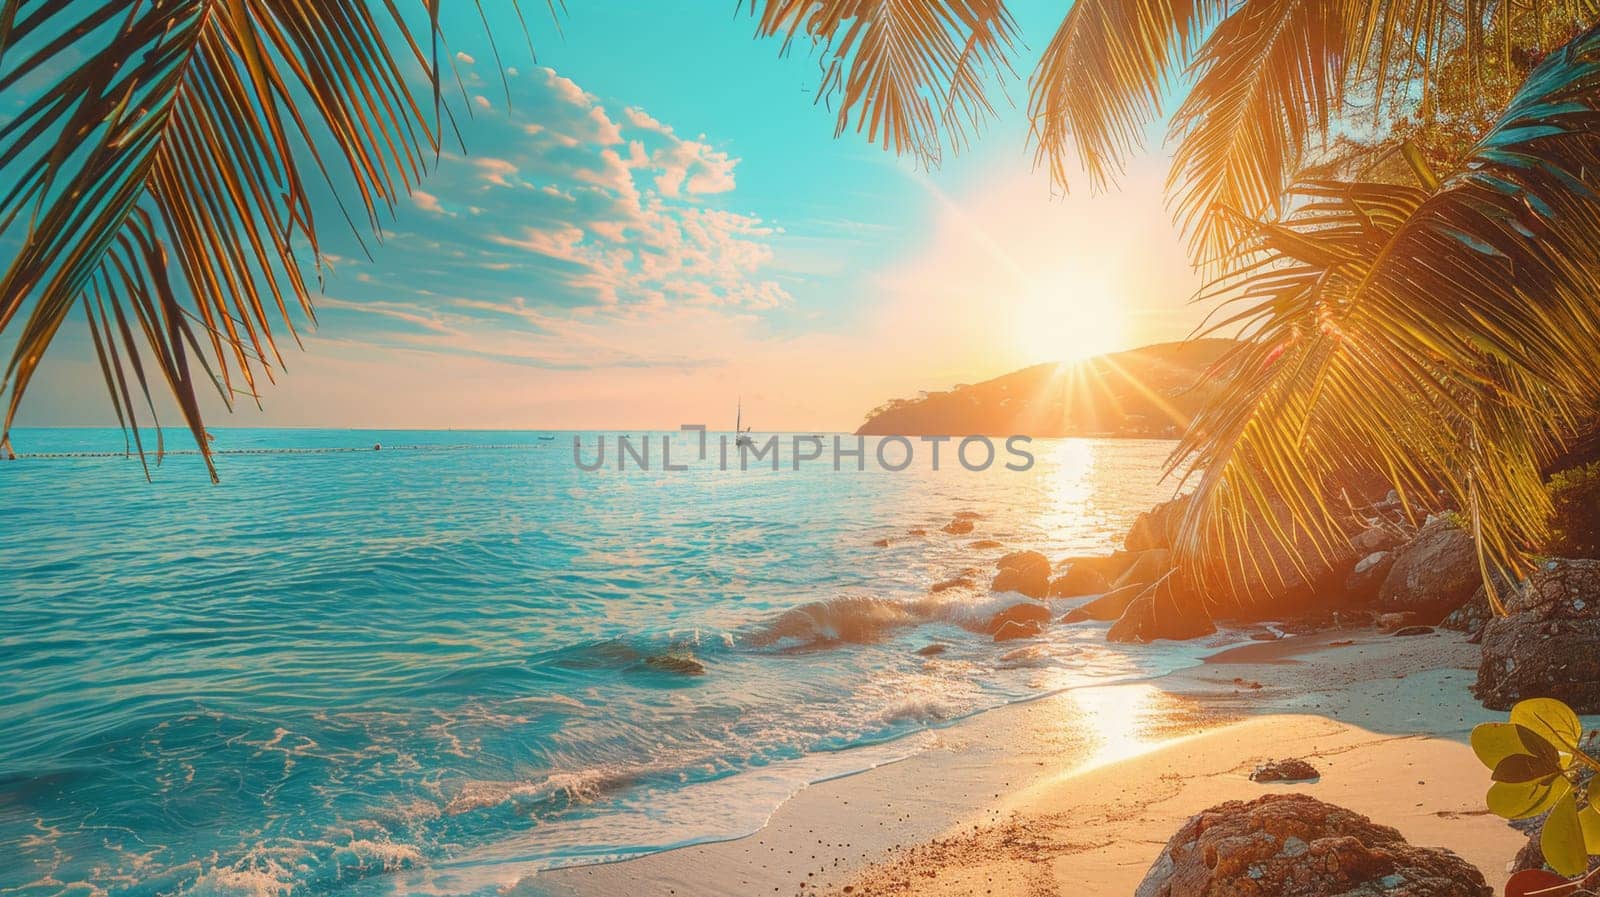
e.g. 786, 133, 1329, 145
1135, 794, 1491, 897
1476, 558, 1600, 712
1108, 577, 1215, 643
992, 551, 1052, 598
1049, 562, 1111, 598
1126, 494, 1193, 552
1377, 521, 1480, 622
1059, 583, 1146, 623
1440, 573, 1516, 636
1345, 550, 1396, 605
1114, 548, 1172, 592
986, 602, 1051, 642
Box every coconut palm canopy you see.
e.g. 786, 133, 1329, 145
4, 0, 1600, 594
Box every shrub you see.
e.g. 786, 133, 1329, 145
1546, 462, 1600, 559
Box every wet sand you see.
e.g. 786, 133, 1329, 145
515, 629, 1533, 897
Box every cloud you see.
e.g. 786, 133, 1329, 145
455, 51, 476, 64
473, 94, 491, 110
412, 190, 447, 215
312, 62, 790, 374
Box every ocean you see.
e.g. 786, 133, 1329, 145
0, 428, 1223, 897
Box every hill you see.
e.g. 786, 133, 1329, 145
856, 340, 1237, 438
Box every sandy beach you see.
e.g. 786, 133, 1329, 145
518, 629, 1536, 897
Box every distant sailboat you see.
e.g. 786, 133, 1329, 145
736, 398, 754, 448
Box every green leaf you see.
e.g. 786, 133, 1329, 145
1580, 803, 1600, 855
1542, 793, 1589, 877
1512, 699, 1584, 753
1494, 752, 1563, 784
1488, 777, 1572, 820
1474, 722, 1530, 770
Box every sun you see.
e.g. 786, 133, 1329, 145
1011, 274, 1127, 365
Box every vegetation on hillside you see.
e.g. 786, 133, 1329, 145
856, 340, 1235, 438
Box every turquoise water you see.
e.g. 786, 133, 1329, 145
0, 429, 1213, 897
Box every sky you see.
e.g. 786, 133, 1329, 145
10, 0, 1206, 432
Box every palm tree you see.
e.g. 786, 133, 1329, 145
746, 0, 1600, 596
0, 0, 531, 479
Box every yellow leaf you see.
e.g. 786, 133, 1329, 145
1580, 803, 1600, 854
1474, 722, 1529, 770
1488, 778, 1571, 820
1512, 699, 1584, 753
1542, 793, 1588, 877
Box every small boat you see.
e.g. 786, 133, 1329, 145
736, 398, 754, 448
537, 435, 555, 441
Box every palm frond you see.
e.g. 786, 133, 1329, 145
747, 0, 1019, 166
1167, 0, 1360, 264
0, 1, 530, 479
1027, 0, 1227, 191
1173, 20, 1600, 604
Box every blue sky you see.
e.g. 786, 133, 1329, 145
10, 1, 1207, 431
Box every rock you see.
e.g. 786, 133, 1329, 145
1345, 550, 1396, 605
1134, 793, 1491, 897
1352, 525, 1406, 554
969, 539, 1004, 550
907, 527, 927, 536
1440, 574, 1516, 637
1060, 583, 1146, 623
644, 653, 705, 676
1049, 563, 1112, 598
1250, 758, 1320, 782
985, 602, 1052, 639
1057, 552, 1138, 584
1113, 548, 1172, 592
913, 643, 947, 657
1377, 612, 1419, 633
1377, 520, 1480, 622
952, 510, 983, 521
991, 619, 1045, 642
1476, 558, 1600, 712
941, 518, 974, 535
871, 538, 890, 548
1391, 625, 1435, 636
929, 572, 975, 593
992, 551, 1052, 598
1108, 578, 1215, 643
1126, 494, 1193, 552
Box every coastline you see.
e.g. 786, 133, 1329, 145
514, 629, 1529, 897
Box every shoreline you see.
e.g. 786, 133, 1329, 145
512, 628, 1531, 897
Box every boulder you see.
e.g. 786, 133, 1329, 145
992, 551, 1052, 598
1108, 578, 1215, 643
1059, 583, 1146, 623
1113, 548, 1173, 592
1345, 550, 1396, 605
941, 518, 974, 535
929, 571, 976, 593
1126, 494, 1193, 552
1377, 521, 1480, 623
1058, 552, 1138, 584
987, 602, 1051, 642
1135, 793, 1491, 897
1440, 573, 1516, 636
644, 653, 705, 676
969, 539, 1004, 550
1476, 558, 1600, 712
1351, 524, 1407, 554
1049, 563, 1112, 598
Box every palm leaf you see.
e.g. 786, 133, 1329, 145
1027, 0, 1227, 191
0, 1, 535, 479
1173, 20, 1600, 603
747, 0, 1019, 165
1167, 0, 1360, 264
